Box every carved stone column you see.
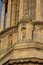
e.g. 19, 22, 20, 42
1, 1, 6, 31
23, 0, 28, 14
36, 0, 42, 20
6, 0, 12, 28
19, 0, 24, 21
11, 0, 18, 26
11, 0, 15, 26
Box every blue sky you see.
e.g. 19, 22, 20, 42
0, 0, 2, 21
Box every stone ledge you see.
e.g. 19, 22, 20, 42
3, 58, 43, 65
0, 41, 43, 60
14, 40, 43, 50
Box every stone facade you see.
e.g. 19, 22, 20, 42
0, 0, 43, 65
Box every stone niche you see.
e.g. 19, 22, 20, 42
18, 22, 33, 42
33, 25, 43, 43
0, 28, 18, 52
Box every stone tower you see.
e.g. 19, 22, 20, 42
0, 0, 43, 65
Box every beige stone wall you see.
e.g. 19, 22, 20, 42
0, 27, 43, 65
0, 0, 43, 65
0, 22, 43, 56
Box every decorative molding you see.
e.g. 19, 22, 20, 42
3, 58, 43, 65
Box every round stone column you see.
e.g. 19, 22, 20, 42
19, 0, 24, 21
36, 0, 42, 20
6, 0, 12, 28
1, 0, 6, 31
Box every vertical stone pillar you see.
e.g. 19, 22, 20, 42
11, 0, 17, 26
16, 0, 19, 25
6, 0, 12, 28
23, 0, 28, 14
36, 0, 42, 20
19, 0, 24, 21
11, 0, 15, 26
1, 2, 6, 31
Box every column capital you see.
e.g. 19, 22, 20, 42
1, 0, 7, 3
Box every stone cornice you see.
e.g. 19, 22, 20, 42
33, 20, 43, 25
18, 15, 33, 24
18, 14, 43, 25
18, 19, 43, 25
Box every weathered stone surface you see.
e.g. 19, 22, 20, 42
0, 0, 43, 65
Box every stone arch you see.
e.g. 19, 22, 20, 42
7, 34, 13, 48
21, 27, 26, 41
